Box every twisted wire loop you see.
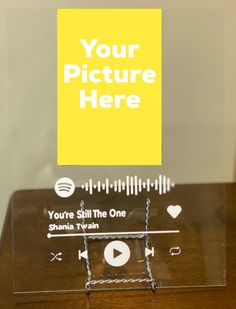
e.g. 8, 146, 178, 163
80, 198, 157, 292
88, 234, 145, 240
144, 198, 157, 291
89, 278, 153, 285
80, 200, 92, 293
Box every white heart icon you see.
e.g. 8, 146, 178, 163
167, 205, 182, 219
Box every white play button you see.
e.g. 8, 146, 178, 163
104, 241, 130, 267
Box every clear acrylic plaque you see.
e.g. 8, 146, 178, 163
6, 5, 226, 293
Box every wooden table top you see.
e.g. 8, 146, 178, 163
0, 183, 236, 309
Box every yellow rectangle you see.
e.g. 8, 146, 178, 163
57, 9, 162, 165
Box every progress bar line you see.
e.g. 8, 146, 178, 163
47, 230, 180, 239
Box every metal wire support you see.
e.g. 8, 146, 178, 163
144, 198, 157, 291
80, 200, 92, 293
79, 197, 157, 292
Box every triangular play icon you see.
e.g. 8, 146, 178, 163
113, 248, 122, 259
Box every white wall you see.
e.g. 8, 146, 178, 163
0, 0, 236, 236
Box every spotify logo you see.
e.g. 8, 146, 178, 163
54, 177, 75, 198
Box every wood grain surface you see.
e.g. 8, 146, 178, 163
0, 184, 236, 309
